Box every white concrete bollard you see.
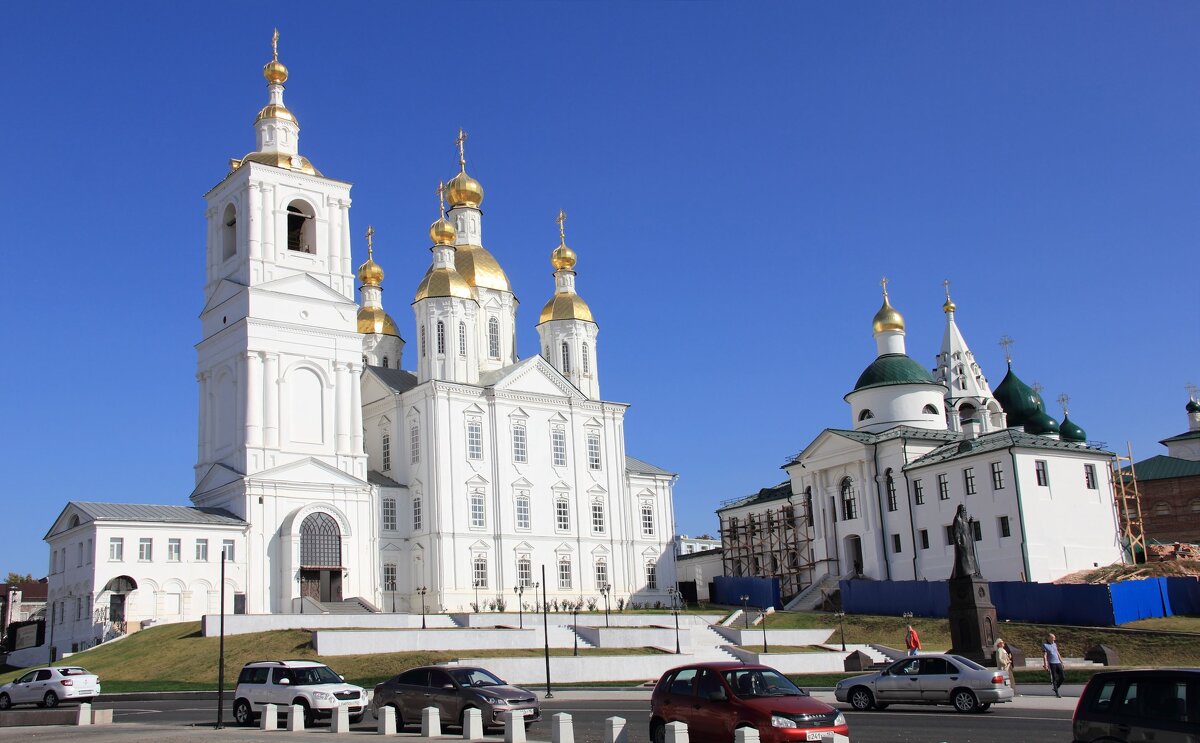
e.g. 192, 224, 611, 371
75, 703, 92, 726
260, 703, 278, 731
551, 713, 574, 743
504, 710, 528, 743
462, 707, 483, 741
286, 704, 305, 731
664, 720, 689, 743
422, 706, 442, 738
377, 705, 397, 735
92, 708, 114, 725
604, 717, 627, 743
734, 727, 759, 743
816, 735, 850, 743
330, 705, 350, 733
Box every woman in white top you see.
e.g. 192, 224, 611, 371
994, 638, 1016, 695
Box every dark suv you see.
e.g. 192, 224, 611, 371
1073, 669, 1198, 743
650, 662, 848, 743
370, 666, 540, 731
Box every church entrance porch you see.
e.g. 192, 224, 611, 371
300, 569, 343, 603
299, 512, 344, 604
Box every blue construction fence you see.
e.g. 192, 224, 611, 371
712, 576, 782, 610
840, 576, 1200, 627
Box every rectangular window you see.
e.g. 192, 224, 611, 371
641, 504, 655, 536
587, 433, 602, 470
516, 494, 531, 530
645, 562, 657, 590
892, 533, 902, 553
913, 479, 925, 505
551, 429, 567, 467
999, 515, 1012, 538
383, 497, 397, 531
109, 538, 123, 562
222, 540, 235, 562
991, 461, 1005, 490
963, 467, 976, 495
167, 538, 181, 562
945, 525, 955, 546
558, 557, 572, 589
556, 499, 571, 531
592, 502, 606, 534
594, 560, 608, 588
75, 597, 83, 621
1084, 463, 1098, 490
512, 424, 527, 463
1035, 460, 1049, 486
972, 520, 983, 542
77, 542, 84, 568
138, 538, 153, 562
410, 422, 420, 464
473, 556, 488, 589
466, 420, 483, 460
383, 563, 397, 591
196, 539, 209, 561
413, 497, 422, 531
518, 557, 532, 587
382, 433, 391, 472
86, 539, 92, 565
919, 529, 929, 550
470, 491, 486, 528
937, 473, 950, 500
886, 476, 898, 512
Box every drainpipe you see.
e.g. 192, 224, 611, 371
1009, 449, 1033, 582
901, 437, 920, 579
870, 443, 892, 580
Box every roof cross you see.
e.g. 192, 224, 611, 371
455, 129, 468, 172
943, 279, 952, 300
272, 29, 279, 61
1057, 393, 1070, 415
364, 225, 375, 259
437, 181, 447, 214
1186, 382, 1198, 401
999, 335, 1014, 364
880, 276, 890, 299
1032, 381, 1044, 395
557, 209, 567, 244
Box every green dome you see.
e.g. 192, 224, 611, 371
1187, 399, 1200, 414
852, 353, 936, 392
1025, 409, 1061, 436
994, 365, 1041, 428
1060, 415, 1087, 442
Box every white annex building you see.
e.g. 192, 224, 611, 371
42, 38, 677, 653
718, 283, 1124, 597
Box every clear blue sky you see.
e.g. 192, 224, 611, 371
2, 3, 1197, 576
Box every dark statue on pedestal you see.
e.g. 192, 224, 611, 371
948, 505, 999, 665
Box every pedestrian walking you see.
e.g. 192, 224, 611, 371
904, 624, 921, 656
1042, 632, 1064, 697
995, 638, 1016, 695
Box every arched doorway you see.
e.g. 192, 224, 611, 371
300, 513, 343, 603
101, 576, 137, 630
843, 535, 864, 577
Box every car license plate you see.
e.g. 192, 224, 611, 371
806, 733, 826, 741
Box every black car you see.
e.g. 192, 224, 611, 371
370, 666, 540, 731
1073, 668, 1199, 743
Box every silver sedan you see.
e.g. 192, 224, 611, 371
834, 654, 1013, 713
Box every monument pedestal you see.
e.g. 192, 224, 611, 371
947, 574, 998, 666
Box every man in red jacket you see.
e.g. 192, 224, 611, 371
905, 625, 921, 656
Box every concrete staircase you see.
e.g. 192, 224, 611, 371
319, 597, 379, 614
694, 625, 742, 661
784, 572, 851, 612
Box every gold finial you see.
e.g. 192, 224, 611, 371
999, 335, 1014, 364
550, 209, 577, 270
942, 278, 957, 314
429, 182, 458, 246
272, 29, 279, 61
1057, 393, 1070, 415
365, 225, 375, 259
437, 181, 447, 214
357, 224, 384, 287
943, 279, 951, 300
456, 129, 468, 172
557, 209, 567, 244
880, 276, 890, 298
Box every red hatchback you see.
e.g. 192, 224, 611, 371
650, 663, 849, 743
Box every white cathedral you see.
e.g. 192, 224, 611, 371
42, 39, 677, 652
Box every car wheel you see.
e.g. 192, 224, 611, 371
848, 686, 875, 711
390, 704, 405, 729
350, 714, 364, 724
233, 699, 254, 726
650, 720, 666, 743
43, 691, 59, 709
294, 700, 314, 728
952, 689, 978, 713
0, 693, 11, 710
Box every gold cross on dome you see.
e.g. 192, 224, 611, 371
999, 335, 1014, 363
437, 181, 447, 213
1057, 393, 1070, 414
455, 129, 468, 171
272, 29, 280, 61
365, 225, 375, 258
556, 209, 567, 244
943, 279, 952, 300
880, 276, 890, 297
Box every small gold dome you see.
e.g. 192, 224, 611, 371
263, 59, 288, 85
872, 295, 906, 333
943, 297, 957, 314
358, 257, 384, 287
255, 103, 297, 125
551, 244, 577, 270
539, 293, 594, 324
430, 217, 457, 246
357, 306, 400, 337
233, 150, 321, 176
414, 266, 475, 302
446, 171, 484, 208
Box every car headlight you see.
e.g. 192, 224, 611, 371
833, 712, 846, 727
312, 692, 335, 702
481, 695, 504, 705
770, 715, 797, 729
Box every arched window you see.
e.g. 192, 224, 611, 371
1155, 502, 1172, 516
488, 318, 500, 359
582, 343, 590, 374
300, 512, 341, 567
436, 320, 445, 354
68, 514, 80, 529
382, 356, 389, 369
923, 404, 940, 415
885, 469, 897, 512
959, 404, 978, 424
285, 201, 315, 254
458, 322, 467, 357
561, 342, 571, 374
473, 554, 488, 589
1191, 499, 1200, 513
840, 477, 858, 520
221, 204, 237, 261
420, 326, 427, 357
381, 432, 391, 472
858, 409, 874, 421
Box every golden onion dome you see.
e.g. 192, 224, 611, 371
263, 58, 288, 85
430, 217, 457, 246
446, 170, 484, 208
539, 293, 594, 324
357, 257, 384, 287
414, 266, 475, 302
454, 245, 513, 293
872, 295, 906, 333
551, 244, 577, 270
943, 297, 956, 314
357, 306, 400, 337
232, 150, 321, 176
255, 103, 297, 125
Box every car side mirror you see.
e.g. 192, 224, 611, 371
444, 683, 456, 690
279, 678, 290, 685
709, 689, 727, 702
340, 675, 346, 682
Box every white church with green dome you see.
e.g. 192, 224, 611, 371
719, 282, 1123, 590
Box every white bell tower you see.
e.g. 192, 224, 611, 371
536, 211, 600, 399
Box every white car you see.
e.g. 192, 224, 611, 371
233, 660, 366, 727
0, 667, 101, 709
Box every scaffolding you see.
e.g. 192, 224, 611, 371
1111, 442, 1147, 564
719, 500, 817, 602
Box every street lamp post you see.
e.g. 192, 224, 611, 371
760, 604, 769, 654
540, 568, 552, 698
834, 611, 846, 651
600, 584, 611, 627
740, 595, 750, 628
514, 585, 525, 629
473, 580, 481, 612
572, 606, 579, 656
417, 586, 428, 629
667, 587, 681, 655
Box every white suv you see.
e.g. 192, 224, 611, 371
233, 660, 366, 727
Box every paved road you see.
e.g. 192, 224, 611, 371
0, 689, 1076, 743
